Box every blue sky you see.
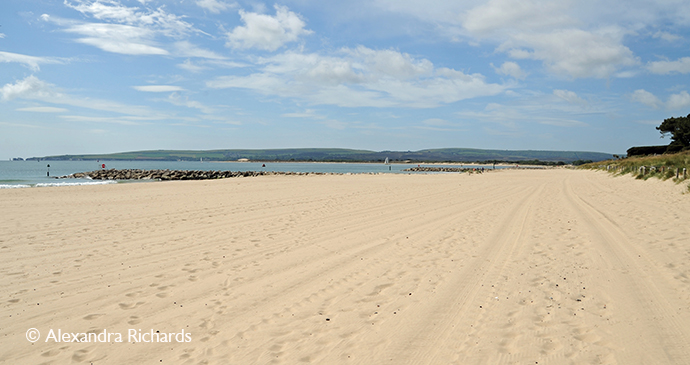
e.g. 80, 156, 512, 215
2, 0, 690, 158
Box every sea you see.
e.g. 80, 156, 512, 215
0, 160, 502, 189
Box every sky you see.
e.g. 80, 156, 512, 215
2, 0, 690, 158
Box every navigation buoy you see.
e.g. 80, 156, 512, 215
102, 164, 106, 169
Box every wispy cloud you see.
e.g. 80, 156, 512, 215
177, 59, 207, 72
164, 92, 216, 114
16, 106, 69, 113
653, 31, 682, 42
41, 0, 207, 56
0, 51, 68, 72
281, 109, 326, 119
553, 89, 588, 107
196, 0, 236, 14
42, 14, 169, 55
133, 85, 184, 92
173, 41, 226, 60
59, 115, 144, 125
63, 0, 196, 37
1, 75, 154, 116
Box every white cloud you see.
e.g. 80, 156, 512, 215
376, 0, 643, 79
499, 28, 637, 79
630, 89, 690, 110
207, 47, 506, 108
630, 89, 662, 109
666, 91, 690, 110
196, 0, 235, 14
0, 33, 5, 38
653, 31, 681, 42
492, 61, 526, 79
226, 5, 312, 51
16, 106, 69, 113
553, 89, 587, 106
1, 75, 58, 101
344, 46, 433, 79
133, 85, 184, 92
0, 51, 67, 72
647, 57, 690, 74
462, 0, 573, 35
479, 4, 639, 79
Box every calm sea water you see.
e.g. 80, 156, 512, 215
0, 160, 501, 188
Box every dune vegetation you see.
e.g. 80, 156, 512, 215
580, 151, 690, 191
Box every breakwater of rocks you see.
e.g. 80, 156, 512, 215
402, 167, 472, 172
57, 169, 341, 181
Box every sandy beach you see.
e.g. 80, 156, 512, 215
2, 168, 689, 364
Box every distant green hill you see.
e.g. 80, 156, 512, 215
30, 148, 614, 164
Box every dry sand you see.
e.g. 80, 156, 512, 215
1, 168, 689, 364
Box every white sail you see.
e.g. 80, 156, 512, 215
384, 157, 389, 165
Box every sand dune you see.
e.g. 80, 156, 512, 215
1, 169, 689, 364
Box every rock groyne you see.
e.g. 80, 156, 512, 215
402, 167, 472, 173
57, 169, 338, 181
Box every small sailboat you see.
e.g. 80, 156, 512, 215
200, 157, 203, 163
384, 157, 389, 165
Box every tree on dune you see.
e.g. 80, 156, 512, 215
657, 114, 690, 152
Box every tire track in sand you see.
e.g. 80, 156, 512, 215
562, 174, 690, 364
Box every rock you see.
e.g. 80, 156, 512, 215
57, 168, 359, 181
402, 167, 472, 173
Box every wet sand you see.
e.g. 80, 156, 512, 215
1, 169, 689, 364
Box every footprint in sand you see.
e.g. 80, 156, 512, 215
119, 301, 145, 310
541, 338, 564, 354
41, 349, 61, 357
83, 313, 105, 320
72, 349, 90, 362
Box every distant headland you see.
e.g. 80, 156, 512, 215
25, 148, 614, 165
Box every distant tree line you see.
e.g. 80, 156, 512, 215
572, 160, 593, 166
